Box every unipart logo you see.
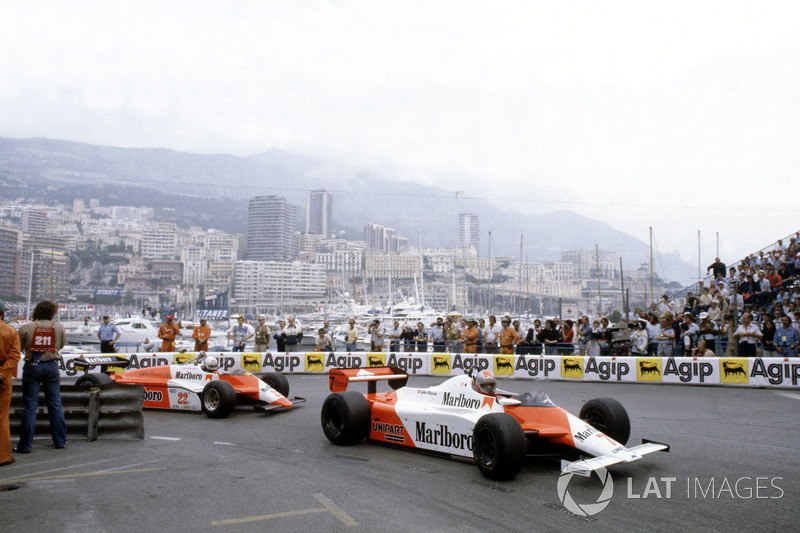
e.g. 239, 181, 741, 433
174, 371, 204, 380
372, 421, 404, 436
441, 392, 481, 410
415, 422, 473, 451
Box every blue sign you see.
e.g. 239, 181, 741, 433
94, 289, 122, 296
198, 309, 229, 320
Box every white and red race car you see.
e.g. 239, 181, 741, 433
72, 353, 303, 418
321, 367, 668, 480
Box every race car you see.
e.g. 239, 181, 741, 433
72, 352, 304, 418
320, 367, 668, 480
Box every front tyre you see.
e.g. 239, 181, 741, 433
473, 413, 526, 480
75, 373, 113, 387
320, 392, 370, 445
579, 397, 630, 445
201, 381, 237, 418
256, 372, 290, 397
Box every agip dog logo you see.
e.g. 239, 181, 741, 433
173, 353, 194, 364
636, 358, 662, 382
305, 353, 326, 372
561, 357, 584, 378
494, 355, 515, 376
241, 353, 262, 373
719, 358, 748, 384
432, 354, 451, 374
367, 353, 386, 367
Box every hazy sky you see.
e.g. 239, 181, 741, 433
2, 1, 799, 278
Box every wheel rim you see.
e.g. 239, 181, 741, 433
324, 404, 344, 436
475, 427, 497, 467
205, 388, 220, 410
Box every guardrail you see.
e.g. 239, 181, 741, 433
9, 384, 145, 441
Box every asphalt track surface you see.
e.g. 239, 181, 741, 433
1, 375, 798, 532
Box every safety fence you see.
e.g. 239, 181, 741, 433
9, 384, 145, 441
20, 352, 800, 389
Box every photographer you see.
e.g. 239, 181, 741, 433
368, 319, 385, 352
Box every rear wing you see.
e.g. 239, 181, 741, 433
328, 366, 408, 394
71, 355, 131, 374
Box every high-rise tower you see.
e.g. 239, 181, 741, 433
247, 195, 298, 261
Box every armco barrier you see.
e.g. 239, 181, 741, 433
9, 384, 145, 441
33, 352, 800, 389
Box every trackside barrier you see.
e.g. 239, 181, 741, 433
28, 352, 800, 389
9, 384, 145, 441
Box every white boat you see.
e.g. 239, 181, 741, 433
65, 317, 160, 347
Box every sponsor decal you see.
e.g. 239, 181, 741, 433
431, 354, 451, 374
325, 354, 363, 369
241, 353, 261, 373
515, 356, 556, 377
305, 353, 326, 372
494, 355, 514, 375
561, 357, 584, 378
584, 357, 629, 381
372, 419, 405, 443
451, 354, 490, 372
367, 353, 386, 367
719, 358, 748, 384
441, 392, 481, 409
262, 353, 301, 372
387, 353, 424, 374
415, 421, 473, 451
174, 370, 204, 380
173, 353, 194, 364
572, 426, 598, 443
636, 358, 662, 381
663, 358, 713, 383
143, 389, 163, 402
751, 358, 800, 386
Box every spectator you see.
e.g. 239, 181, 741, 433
774, 316, 800, 357
629, 320, 649, 356
283, 317, 303, 352
344, 319, 359, 352
477, 318, 486, 353
645, 314, 660, 355
158, 315, 181, 352
760, 316, 776, 356
414, 322, 428, 353
253, 316, 270, 352
388, 320, 402, 352
693, 339, 716, 357
707, 257, 727, 279
400, 325, 416, 352
192, 318, 212, 352
97, 316, 121, 353
368, 319, 385, 352
656, 316, 674, 357
683, 292, 698, 315
0, 299, 22, 467
227, 315, 254, 352
541, 319, 560, 355
517, 326, 536, 355
273, 320, 287, 352
733, 312, 762, 357
15, 301, 67, 453
586, 319, 602, 357
697, 312, 719, 353
462, 318, 480, 354
707, 299, 722, 325
483, 315, 501, 354
658, 294, 674, 316
595, 317, 613, 356
498, 317, 519, 355
697, 287, 713, 312
560, 319, 575, 355
444, 317, 460, 353
429, 318, 445, 352
314, 328, 334, 352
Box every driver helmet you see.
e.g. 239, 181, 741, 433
474, 369, 496, 394
203, 355, 219, 372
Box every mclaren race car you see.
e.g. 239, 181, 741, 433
320, 367, 668, 480
72, 352, 304, 418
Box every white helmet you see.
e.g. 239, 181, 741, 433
203, 355, 219, 372
474, 370, 496, 394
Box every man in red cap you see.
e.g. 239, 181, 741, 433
158, 315, 180, 352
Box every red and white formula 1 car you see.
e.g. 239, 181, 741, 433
321, 367, 668, 480
72, 353, 304, 418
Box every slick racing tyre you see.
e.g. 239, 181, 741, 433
256, 372, 290, 397
320, 391, 370, 445
472, 413, 526, 481
201, 381, 237, 418
75, 373, 113, 387
579, 397, 631, 445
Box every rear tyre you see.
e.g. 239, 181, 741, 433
256, 372, 290, 397
579, 397, 630, 445
75, 373, 113, 387
473, 413, 526, 480
201, 381, 237, 418
320, 392, 370, 445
